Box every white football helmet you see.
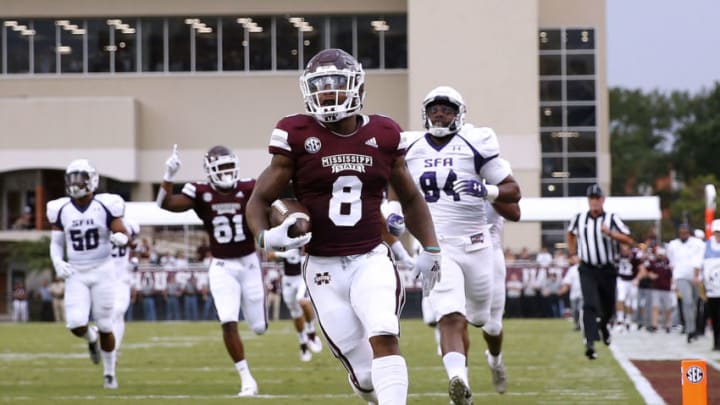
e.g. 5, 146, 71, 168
65, 159, 99, 199
422, 86, 467, 137
300, 48, 365, 123
204, 145, 240, 189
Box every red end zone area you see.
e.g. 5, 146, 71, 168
631, 360, 720, 405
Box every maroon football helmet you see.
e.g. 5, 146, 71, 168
300, 48, 365, 123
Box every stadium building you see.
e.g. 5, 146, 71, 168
0, 0, 607, 252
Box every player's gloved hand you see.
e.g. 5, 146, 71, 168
453, 179, 487, 198
386, 213, 406, 237
262, 213, 312, 250
53, 260, 75, 279
110, 232, 129, 247
164, 144, 182, 182
391, 240, 415, 270
412, 250, 441, 297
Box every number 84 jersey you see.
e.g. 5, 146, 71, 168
404, 125, 511, 236
47, 193, 125, 268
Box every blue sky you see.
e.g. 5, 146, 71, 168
607, 0, 720, 93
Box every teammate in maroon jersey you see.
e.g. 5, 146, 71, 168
157, 144, 264, 397
644, 246, 674, 333
614, 243, 644, 331
247, 48, 441, 405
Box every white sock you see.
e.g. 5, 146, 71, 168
305, 321, 316, 334
101, 350, 116, 376
298, 331, 308, 344
235, 360, 254, 384
616, 311, 624, 324
371, 355, 408, 404
443, 352, 469, 385
487, 350, 503, 367
85, 326, 98, 343
114, 318, 125, 350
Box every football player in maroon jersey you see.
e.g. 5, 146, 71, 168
156, 144, 263, 397
247, 48, 441, 405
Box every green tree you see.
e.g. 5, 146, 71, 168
663, 174, 719, 242
672, 83, 720, 181
608, 88, 674, 195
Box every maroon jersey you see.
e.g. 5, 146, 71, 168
646, 257, 672, 291
616, 247, 643, 281
181, 180, 256, 259
269, 114, 405, 256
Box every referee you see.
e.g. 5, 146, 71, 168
567, 184, 634, 360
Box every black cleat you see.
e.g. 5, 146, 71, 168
585, 347, 597, 360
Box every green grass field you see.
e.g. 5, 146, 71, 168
0, 319, 645, 404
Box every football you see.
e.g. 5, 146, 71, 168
269, 198, 312, 238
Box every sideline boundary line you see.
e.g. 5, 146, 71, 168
609, 343, 666, 405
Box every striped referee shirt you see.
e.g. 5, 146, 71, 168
567, 210, 630, 266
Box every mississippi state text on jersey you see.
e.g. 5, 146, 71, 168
404, 124, 511, 236
270, 114, 405, 256
182, 181, 256, 258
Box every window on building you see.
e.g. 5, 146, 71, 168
1, 14, 407, 76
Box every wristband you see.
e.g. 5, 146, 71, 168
485, 184, 499, 202
423, 246, 441, 252
163, 172, 175, 182
155, 187, 167, 207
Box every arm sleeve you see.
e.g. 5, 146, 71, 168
49, 230, 65, 265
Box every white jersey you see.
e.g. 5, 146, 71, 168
404, 124, 511, 237
46, 193, 125, 269
112, 218, 139, 283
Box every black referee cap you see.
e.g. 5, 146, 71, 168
586, 184, 604, 197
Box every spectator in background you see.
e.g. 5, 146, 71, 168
504, 248, 516, 265
505, 273, 523, 318
645, 246, 673, 333
49, 276, 65, 322
12, 206, 34, 230
36, 279, 54, 321
559, 259, 583, 331
543, 272, 563, 318
264, 267, 282, 322
516, 247, 531, 262
553, 249, 569, 268
184, 274, 199, 321
702, 219, 720, 351
666, 223, 705, 342
164, 272, 182, 320
536, 246, 553, 268
141, 278, 157, 321
12, 280, 29, 322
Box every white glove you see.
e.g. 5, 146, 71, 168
164, 144, 182, 182
391, 240, 414, 270
412, 250, 441, 297
110, 232, 129, 247
262, 213, 312, 250
53, 260, 75, 279
273, 248, 301, 262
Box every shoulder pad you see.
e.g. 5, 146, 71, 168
96, 193, 125, 217
401, 131, 425, 144
463, 126, 500, 157
46, 197, 71, 223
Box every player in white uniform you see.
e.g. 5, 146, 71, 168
47, 159, 129, 389
269, 247, 323, 361
404, 86, 521, 404
111, 219, 140, 352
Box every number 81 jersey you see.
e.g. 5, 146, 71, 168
182, 180, 256, 259
404, 125, 511, 236
46, 193, 125, 268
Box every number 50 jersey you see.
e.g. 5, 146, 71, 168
46, 193, 125, 269
404, 125, 511, 237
